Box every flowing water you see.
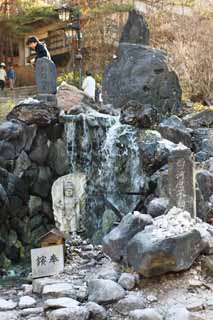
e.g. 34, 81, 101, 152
64, 108, 143, 241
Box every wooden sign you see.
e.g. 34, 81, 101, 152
31, 245, 64, 279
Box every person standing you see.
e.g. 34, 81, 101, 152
7, 65, 16, 89
0, 63, 7, 91
82, 71, 96, 100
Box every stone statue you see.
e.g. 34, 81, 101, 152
52, 173, 86, 235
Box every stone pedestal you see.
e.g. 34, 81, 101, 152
168, 144, 196, 217
35, 57, 57, 95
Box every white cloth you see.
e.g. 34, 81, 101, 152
82, 76, 96, 100
0, 69, 6, 81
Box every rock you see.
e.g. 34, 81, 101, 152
44, 297, 79, 310
183, 109, 213, 129
57, 82, 87, 113
159, 116, 192, 147
201, 255, 213, 276
19, 296, 36, 309
103, 43, 182, 114
103, 212, 153, 262
186, 298, 204, 312
32, 166, 53, 198
29, 130, 48, 165
48, 139, 69, 175
118, 273, 136, 290
127, 208, 205, 277
0, 311, 19, 320
114, 294, 146, 315
0, 298, 17, 310
47, 306, 89, 320
85, 302, 107, 320
120, 9, 149, 45
120, 101, 157, 128
165, 306, 192, 320
95, 263, 121, 282
196, 170, 213, 221
146, 198, 169, 218
22, 284, 33, 295
20, 307, 43, 317
139, 132, 177, 175
88, 279, 125, 304
42, 283, 76, 298
192, 128, 213, 158
32, 278, 62, 295
129, 308, 163, 320
7, 100, 59, 126
14, 150, 32, 177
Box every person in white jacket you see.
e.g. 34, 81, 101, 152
0, 63, 7, 91
82, 71, 96, 100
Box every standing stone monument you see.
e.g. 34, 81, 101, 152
51, 173, 86, 234
168, 143, 196, 217
35, 57, 57, 104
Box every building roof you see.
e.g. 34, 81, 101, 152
38, 228, 67, 242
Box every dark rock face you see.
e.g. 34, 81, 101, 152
102, 212, 153, 263
196, 170, 213, 221
103, 43, 182, 114
183, 109, 213, 129
127, 228, 204, 277
120, 10, 150, 45
120, 101, 157, 128
159, 116, 192, 148
192, 128, 213, 159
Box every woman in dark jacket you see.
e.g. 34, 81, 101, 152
26, 36, 51, 62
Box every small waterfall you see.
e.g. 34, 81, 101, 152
64, 108, 143, 240
102, 117, 142, 213
65, 118, 77, 173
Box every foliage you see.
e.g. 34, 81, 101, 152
85, 3, 133, 18
145, 4, 213, 102
57, 71, 103, 88
0, 99, 15, 122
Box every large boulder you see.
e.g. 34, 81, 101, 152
120, 10, 150, 45
103, 43, 182, 114
103, 212, 153, 262
127, 207, 206, 277
7, 100, 59, 126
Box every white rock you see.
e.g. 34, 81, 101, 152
0, 311, 19, 320
115, 294, 146, 315
129, 308, 163, 320
44, 297, 79, 310
42, 283, 76, 298
118, 273, 136, 290
20, 307, 43, 316
47, 306, 89, 320
88, 279, 125, 304
33, 278, 62, 294
21, 284, 33, 295
19, 296, 36, 309
0, 298, 17, 310
166, 306, 191, 320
